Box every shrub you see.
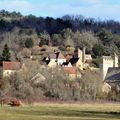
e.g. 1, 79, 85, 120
25, 38, 34, 48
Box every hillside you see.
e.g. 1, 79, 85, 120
0, 10, 120, 103
0, 10, 120, 60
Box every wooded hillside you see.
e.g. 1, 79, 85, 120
0, 10, 120, 61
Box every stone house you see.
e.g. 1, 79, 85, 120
45, 52, 66, 68
63, 67, 81, 80
3, 61, 21, 78
70, 48, 93, 70
104, 67, 120, 92
101, 53, 118, 80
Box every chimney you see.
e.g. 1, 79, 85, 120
82, 47, 86, 64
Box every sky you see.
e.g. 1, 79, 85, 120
0, 0, 120, 21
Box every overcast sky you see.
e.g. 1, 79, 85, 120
0, 0, 120, 21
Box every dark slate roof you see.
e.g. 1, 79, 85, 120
105, 67, 120, 83
42, 57, 50, 65
69, 57, 79, 65
62, 61, 69, 66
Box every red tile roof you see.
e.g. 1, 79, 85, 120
3, 62, 21, 70
63, 67, 77, 74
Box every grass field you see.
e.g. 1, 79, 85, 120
0, 103, 120, 120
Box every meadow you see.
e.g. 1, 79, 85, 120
0, 103, 120, 120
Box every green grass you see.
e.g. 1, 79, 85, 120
0, 103, 120, 120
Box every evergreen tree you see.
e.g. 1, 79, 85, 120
2, 44, 11, 61
25, 38, 34, 48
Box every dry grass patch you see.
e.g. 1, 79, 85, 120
0, 103, 120, 120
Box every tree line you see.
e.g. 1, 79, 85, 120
0, 10, 120, 34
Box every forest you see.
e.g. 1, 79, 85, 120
0, 10, 120, 58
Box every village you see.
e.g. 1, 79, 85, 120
1, 42, 120, 95
0, 1, 120, 119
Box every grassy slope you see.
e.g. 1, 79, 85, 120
0, 103, 120, 120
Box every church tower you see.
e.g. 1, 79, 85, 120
102, 53, 119, 80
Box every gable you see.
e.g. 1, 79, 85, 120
49, 52, 65, 60
31, 73, 46, 82
58, 52, 65, 59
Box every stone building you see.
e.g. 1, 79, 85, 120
73, 48, 92, 70
101, 53, 119, 80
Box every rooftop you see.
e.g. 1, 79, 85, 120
69, 57, 79, 65
49, 52, 65, 59
31, 73, 46, 84
63, 67, 77, 75
105, 67, 120, 82
3, 62, 21, 70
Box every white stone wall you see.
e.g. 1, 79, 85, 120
57, 59, 66, 65
102, 54, 119, 80
78, 49, 83, 61
85, 54, 92, 60
48, 59, 66, 68
48, 59, 57, 68
76, 58, 83, 70
3, 70, 15, 78
102, 58, 114, 80
114, 54, 119, 67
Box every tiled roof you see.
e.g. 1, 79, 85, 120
49, 52, 65, 59
105, 67, 120, 82
63, 67, 77, 74
31, 73, 46, 84
49, 53, 56, 59
3, 62, 21, 70
58, 52, 65, 59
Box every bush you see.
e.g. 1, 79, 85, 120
21, 48, 31, 58
92, 58, 101, 68
25, 38, 34, 48
2, 44, 11, 61
31, 46, 40, 55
